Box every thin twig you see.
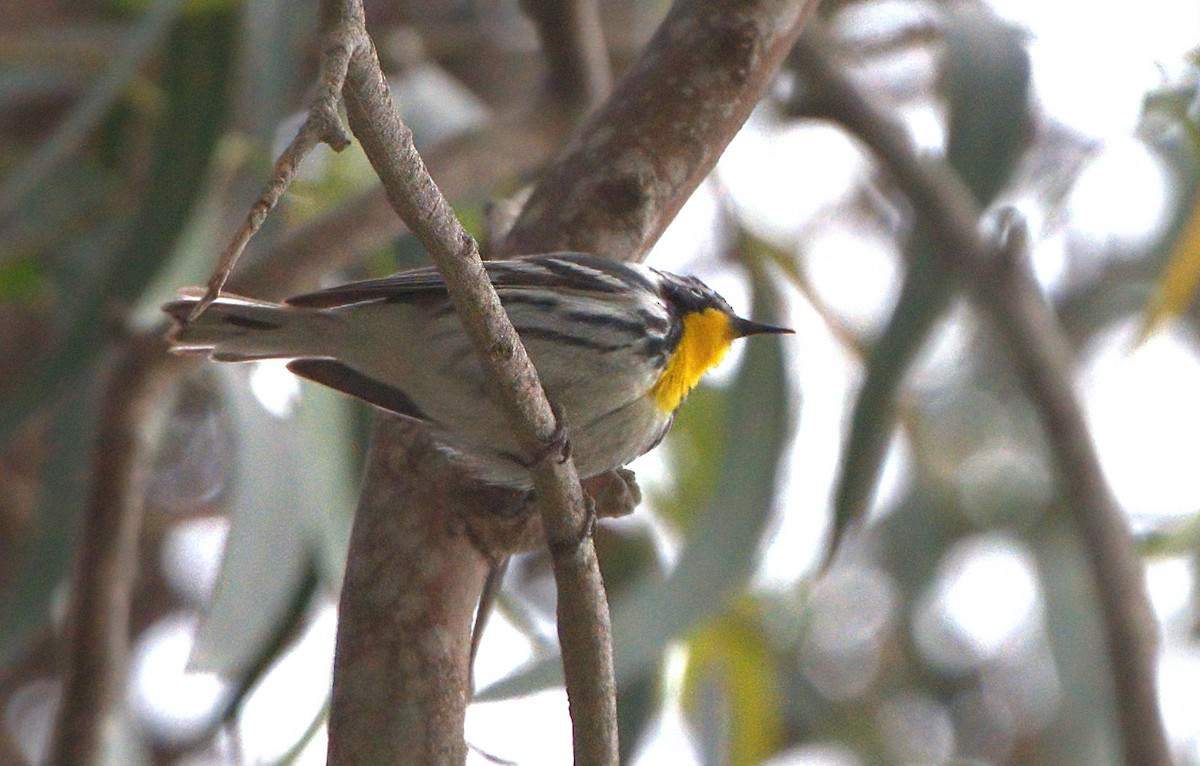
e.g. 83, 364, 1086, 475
46, 336, 188, 766
793, 27, 1169, 766
323, 2, 617, 762
187, 20, 356, 321
480, 0, 614, 672
522, 0, 613, 109
231, 107, 572, 299
321, 0, 818, 760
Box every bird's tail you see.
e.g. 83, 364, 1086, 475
163, 288, 336, 362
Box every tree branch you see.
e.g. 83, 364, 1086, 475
46, 335, 188, 766
496, 0, 820, 261
323, 2, 616, 761
791, 28, 1169, 766
229, 107, 572, 300
522, 0, 613, 109
187, 17, 355, 320
326, 417, 493, 764
42, 53, 573, 766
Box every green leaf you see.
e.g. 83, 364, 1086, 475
189, 366, 355, 677
479, 265, 795, 700
0, 0, 186, 217
827, 241, 952, 561
943, 12, 1032, 205
649, 385, 725, 531
0, 256, 47, 304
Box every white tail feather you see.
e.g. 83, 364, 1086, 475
163, 291, 335, 361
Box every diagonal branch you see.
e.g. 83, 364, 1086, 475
187, 18, 357, 321
324, 0, 820, 761
792, 27, 1169, 766
496, 0, 820, 261
322, 2, 615, 762
44, 102, 570, 766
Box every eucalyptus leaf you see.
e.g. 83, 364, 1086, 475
0, 0, 186, 217
681, 610, 784, 766
188, 364, 313, 677
188, 365, 355, 677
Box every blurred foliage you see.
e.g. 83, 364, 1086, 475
682, 607, 786, 766
0, 256, 45, 304
1140, 52, 1200, 341
3, 0, 1200, 764
1, 5, 237, 435
827, 8, 1033, 563
0, 388, 99, 667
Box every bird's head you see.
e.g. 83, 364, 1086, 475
650, 273, 792, 412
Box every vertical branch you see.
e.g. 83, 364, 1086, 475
327, 418, 491, 764
522, 0, 613, 108
40, 77, 571, 766
322, 2, 617, 762
47, 337, 186, 766
320, 0, 820, 762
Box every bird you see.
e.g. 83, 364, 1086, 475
163, 252, 792, 489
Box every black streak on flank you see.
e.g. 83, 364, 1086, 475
503, 293, 562, 311
517, 326, 624, 353
563, 309, 647, 338
636, 308, 670, 335
539, 258, 626, 292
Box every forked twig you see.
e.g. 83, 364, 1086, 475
187, 22, 358, 321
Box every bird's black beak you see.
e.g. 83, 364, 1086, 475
732, 316, 794, 338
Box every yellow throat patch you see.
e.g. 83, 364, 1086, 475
651, 308, 736, 412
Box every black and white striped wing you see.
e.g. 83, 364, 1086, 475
285, 252, 659, 309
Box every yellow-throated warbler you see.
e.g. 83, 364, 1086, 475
164, 252, 791, 488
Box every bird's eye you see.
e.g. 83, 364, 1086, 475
690, 287, 704, 299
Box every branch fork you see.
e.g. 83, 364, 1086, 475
187, 18, 365, 322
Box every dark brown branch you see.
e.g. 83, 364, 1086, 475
522, 0, 613, 108
792, 28, 1169, 766
496, 0, 821, 261
46, 336, 188, 766
324, 2, 617, 762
